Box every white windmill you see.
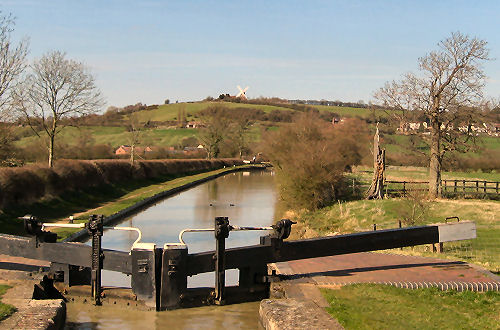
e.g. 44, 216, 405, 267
236, 85, 249, 100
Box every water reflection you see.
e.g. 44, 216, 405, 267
83, 171, 276, 287
70, 170, 275, 329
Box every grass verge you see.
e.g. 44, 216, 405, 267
0, 285, 16, 321
321, 284, 500, 330
291, 198, 500, 272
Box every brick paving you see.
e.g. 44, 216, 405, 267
274, 252, 500, 286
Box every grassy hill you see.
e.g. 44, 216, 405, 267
13, 101, 386, 149
10, 100, 500, 169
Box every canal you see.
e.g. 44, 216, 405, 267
66, 168, 276, 329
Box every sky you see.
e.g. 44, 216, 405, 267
1, 0, 499, 109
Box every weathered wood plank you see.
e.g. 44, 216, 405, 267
437, 221, 476, 243
0, 234, 132, 274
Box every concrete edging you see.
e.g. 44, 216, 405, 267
63, 165, 266, 242
0, 270, 66, 330
259, 298, 343, 330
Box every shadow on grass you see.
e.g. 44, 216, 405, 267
0, 174, 181, 236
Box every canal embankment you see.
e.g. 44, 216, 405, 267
0, 162, 269, 329
61, 163, 268, 242
0, 159, 245, 237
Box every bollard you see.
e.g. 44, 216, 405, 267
160, 243, 187, 310
214, 217, 230, 305
86, 215, 104, 306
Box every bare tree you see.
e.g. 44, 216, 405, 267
0, 12, 28, 161
0, 12, 28, 116
230, 114, 251, 159
199, 109, 229, 159
374, 32, 490, 198
15, 51, 103, 167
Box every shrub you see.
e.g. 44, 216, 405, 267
262, 112, 369, 210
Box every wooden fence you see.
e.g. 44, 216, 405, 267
384, 179, 500, 197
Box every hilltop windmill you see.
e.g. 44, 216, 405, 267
236, 85, 249, 100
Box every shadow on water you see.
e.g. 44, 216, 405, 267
65, 301, 263, 330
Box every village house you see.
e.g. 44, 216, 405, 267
186, 121, 205, 129
114, 145, 153, 155
398, 121, 499, 136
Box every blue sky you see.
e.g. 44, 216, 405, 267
1, 0, 499, 108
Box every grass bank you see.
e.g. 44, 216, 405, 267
321, 284, 500, 329
288, 198, 500, 272
0, 159, 243, 235
46, 164, 263, 240
0, 285, 15, 321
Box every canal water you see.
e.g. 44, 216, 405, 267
66, 169, 276, 329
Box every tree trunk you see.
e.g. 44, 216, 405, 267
48, 133, 55, 168
366, 126, 385, 199
48, 118, 56, 168
429, 115, 442, 198
130, 144, 135, 164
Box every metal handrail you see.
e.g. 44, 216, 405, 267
41, 223, 143, 251
178, 225, 273, 245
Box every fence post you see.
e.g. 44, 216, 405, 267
399, 220, 402, 251
463, 180, 466, 195
454, 180, 457, 193
403, 182, 406, 197
484, 181, 487, 193
476, 180, 479, 192
497, 182, 499, 194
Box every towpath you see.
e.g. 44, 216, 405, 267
272, 251, 500, 288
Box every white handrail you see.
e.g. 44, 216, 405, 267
106, 226, 142, 249
42, 223, 85, 230
178, 225, 274, 245
178, 228, 213, 245
41, 223, 143, 251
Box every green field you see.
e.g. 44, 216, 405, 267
14, 125, 200, 149
132, 101, 389, 123
311, 104, 394, 118
322, 284, 500, 329
354, 165, 500, 182
130, 101, 291, 123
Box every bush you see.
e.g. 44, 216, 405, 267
443, 150, 500, 172
262, 112, 369, 210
